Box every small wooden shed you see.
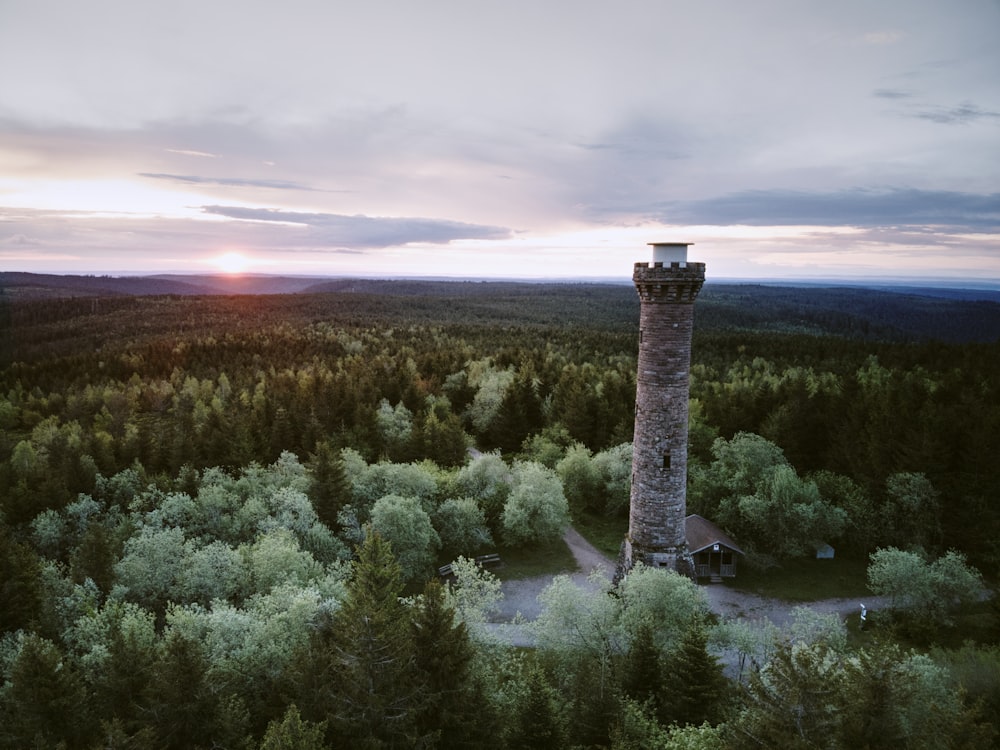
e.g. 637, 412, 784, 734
686, 514, 744, 582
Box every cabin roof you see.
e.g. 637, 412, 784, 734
686, 514, 744, 555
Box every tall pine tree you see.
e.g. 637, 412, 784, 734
307, 440, 351, 531
411, 578, 497, 748
326, 529, 423, 748
660, 625, 728, 727
508, 664, 567, 750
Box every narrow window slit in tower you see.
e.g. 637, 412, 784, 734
662, 452, 671, 470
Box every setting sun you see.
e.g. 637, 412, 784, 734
214, 252, 251, 274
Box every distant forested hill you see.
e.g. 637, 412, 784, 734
3, 273, 999, 343
699, 284, 1000, 343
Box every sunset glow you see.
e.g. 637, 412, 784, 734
214, 252, 251, 274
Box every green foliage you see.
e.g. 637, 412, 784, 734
881, 471, 942, 550
508, 664, 569, 750
375, 398, 414, 461
348, 457, 441, 516
434, 496, 492, 556
592, 442, 633, 516
306, 440, 350, 530
617, 565, 711, 653
442, 554, 503, 628
787, 605, 848, 652
0, 633, 90, 748
259, 705, 327, 750
660, 626, 729, 727
533, 565, 718, 740
693, 433, 846, 559
501, 461, 570, 546
411, 578, 496, 747
320, 529, 423, 746
66, 599, 160, 728
369, 494, 440, 582
735, 640, 996, 749
555, 440, 635, 518
0, 525, 43, 633
931, 643, 1000, 736
556, 443, 603, 513
454, 451, 511, 531
867, 547, 985, 629
114, 525, 188, 615
614, 711, 727, 750
735, 641, 849, 749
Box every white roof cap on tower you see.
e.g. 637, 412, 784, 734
648, 242, 692, 265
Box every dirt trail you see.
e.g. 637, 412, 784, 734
487, 528, 879, 637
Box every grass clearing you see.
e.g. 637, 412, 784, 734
493, 539, 579, 580
572, 510, 627, 558
727, 556, 870, 601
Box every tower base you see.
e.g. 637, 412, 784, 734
613, 536, 696, 584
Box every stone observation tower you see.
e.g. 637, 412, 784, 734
618, 242, 705, 581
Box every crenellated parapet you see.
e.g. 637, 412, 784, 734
633, 261, 706, 303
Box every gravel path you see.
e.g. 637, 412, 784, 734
484, 527, 880, 644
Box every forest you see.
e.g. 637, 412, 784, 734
1, 279, 999, 749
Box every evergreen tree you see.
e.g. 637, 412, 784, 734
414, 409, 469, 468
0, 633, 90, 748
306, 440, 351, 530
508, 665, 567, 750
70, 519, 116, 593
660, 626, 728, 727
89, 718, 158, 749
146, 629, 220, 750
621, 620, 663, 708
87, 606, 160, 737
259, 705, 327, 750
734, 641, 844, 749
486, 364, 545, 454
0, 525, 43, 633
325, 529, 422, 747
411, 578, 495, 748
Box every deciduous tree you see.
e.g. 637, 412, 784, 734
370, 494, 440, 582
501, 461, 569, 546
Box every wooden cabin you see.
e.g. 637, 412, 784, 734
686, 514, 744, 582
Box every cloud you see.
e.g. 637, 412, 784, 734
139, 173, 324, 191
657, 188, 1000, 230
863, 30, 905, 45
873, 90, 1000, 125
200, 205, 514, 248
1, 232, 40, 245
911, 102, 1000, 125
165, 148, 218, 158
873, 88, 913, 100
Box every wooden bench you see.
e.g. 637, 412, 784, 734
439, 554, 503, 579
474, 553, 502, 569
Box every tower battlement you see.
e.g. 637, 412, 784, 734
633, 262, 706, 303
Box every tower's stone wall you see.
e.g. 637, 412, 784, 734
621, 260, 705, 579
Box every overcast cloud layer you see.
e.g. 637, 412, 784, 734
1, 0, 998, 281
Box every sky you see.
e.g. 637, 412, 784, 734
1, 0, 998, 283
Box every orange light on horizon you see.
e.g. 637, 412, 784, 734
213, 251, 251, 274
